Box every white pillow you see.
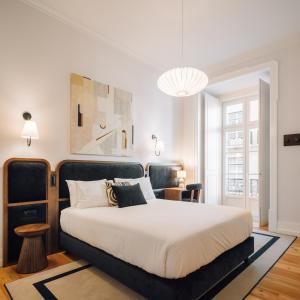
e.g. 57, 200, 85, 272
114, 177, 155, 201
66, 180, 108, 208
66, 180, 78, 207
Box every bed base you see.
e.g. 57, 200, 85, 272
60, 232, 254, 300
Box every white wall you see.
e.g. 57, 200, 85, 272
0, 0, 182, 264
181, 96, 198, 183
182, 37, 300, 236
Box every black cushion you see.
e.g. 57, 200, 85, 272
112, 184, 147, 208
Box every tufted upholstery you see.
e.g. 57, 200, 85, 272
8, 161, 48, 203
61, 232, 254, 300
58, 161, 144, 199
148, 164, 183, 190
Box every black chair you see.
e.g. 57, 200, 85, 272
181, 183, 202, 202
153, 189, 165, 199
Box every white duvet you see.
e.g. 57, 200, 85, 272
60, 199, 252, 279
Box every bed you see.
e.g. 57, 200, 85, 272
57, 160, 254, 300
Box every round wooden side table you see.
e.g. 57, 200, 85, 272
14, 223, 50, 274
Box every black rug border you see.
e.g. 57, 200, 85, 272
5, 232, 295, 300
242, 232, 296, 299
197, 231, 280, 299
4, 282, 13, 300
32, 264, 92, 300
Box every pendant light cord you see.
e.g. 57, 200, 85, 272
181, 0, 184, 63
157, 0, 209, 97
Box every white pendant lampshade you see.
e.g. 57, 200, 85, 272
157, 67, 208, 97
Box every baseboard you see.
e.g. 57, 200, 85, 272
277, 221, 300, 237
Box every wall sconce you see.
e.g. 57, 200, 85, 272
176, 170, 187, 188
21, 112, 39, 147
152, 134, 164, 156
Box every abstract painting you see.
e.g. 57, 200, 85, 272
70, 73, 133, 156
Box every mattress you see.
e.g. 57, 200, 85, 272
60, 199, 252, 279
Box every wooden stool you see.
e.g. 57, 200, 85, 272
14, 223, 50, 274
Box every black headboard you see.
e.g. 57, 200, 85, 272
7, 160, 48, 203
147, 163, 183, 190
57, 160, 144, 199
3, 158, 51, 265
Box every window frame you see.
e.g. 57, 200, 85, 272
222, 94, 259, 207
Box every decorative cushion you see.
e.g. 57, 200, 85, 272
105, 180, 131, 206
114, 177, 156, 201
112, 184, 147, 208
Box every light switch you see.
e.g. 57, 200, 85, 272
284, 134, 300, 146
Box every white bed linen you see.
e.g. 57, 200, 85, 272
60, 199, 252, 279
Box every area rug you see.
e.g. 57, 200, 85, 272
5, 231, 295, 300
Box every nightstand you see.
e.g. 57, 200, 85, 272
14, 223, 50, 274
164, 187, 186, 201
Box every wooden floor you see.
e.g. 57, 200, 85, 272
247, 237, 300, 300
0, 238, 299, 300
0, 252, 74, 299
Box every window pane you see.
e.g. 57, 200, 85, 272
225, 153, 244, 196
225, 130, 243, 148
249, 128, 259, 147
226, 103, 243, 125
249, 99, 259, 122
249, 174, 259, 198
226, 176, 244, 196
249, 127, 259, 198
249, 151, 259, 174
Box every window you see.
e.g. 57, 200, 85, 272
249, 99, 259, 122
249, 128, 259, 146
225, 131, 243, 148
249, 175, 259, 198
223, 96, 259, 207
225, 153, 244, 196
225, 103, 243, 125
223, 101, 244, 197
249, 127, 259, 198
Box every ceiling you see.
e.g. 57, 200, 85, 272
24, 0, 300, 70
205, 71, 269, 97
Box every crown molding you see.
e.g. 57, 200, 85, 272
205, 32, 300, 77
20, 0, 165, 72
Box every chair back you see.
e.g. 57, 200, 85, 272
185, 183, 202, 202
186, 183, 202, 191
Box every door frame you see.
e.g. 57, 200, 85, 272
221, 96, 260, 214
200, 61, 278, 232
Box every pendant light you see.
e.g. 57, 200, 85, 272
157, 0, 208, 97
